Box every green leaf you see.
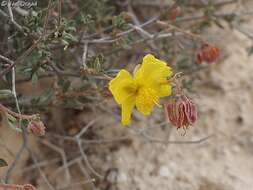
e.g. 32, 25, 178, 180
0, 158, 8, 167
63, 32, 78, 42
66, 26, 76, 32
39, 89, 54, 105
61, 39, 69, 46
4, 113, 29, 133
112, 14, 127, 29
213, 19, 225, 29
0, 90, 13, 100
6, 113, 22, 133
58, 79, 71, 93
176, 56, 191, 71
81, 14, 94, 24
31, 73, 38, 85
104, 69, 120, 77
62, 99, 84, 110
3, 70, 12, 83
88, 54, 105, 72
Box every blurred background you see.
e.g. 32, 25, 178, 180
0, 0, 253, 189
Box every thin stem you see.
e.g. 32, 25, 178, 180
0, 104, 36, 120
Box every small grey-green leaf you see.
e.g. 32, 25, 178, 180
6, 114, 22, 133
31, 73, 38, 85
61, 39, 69, 46
63, 32, 78, 42
0, 158, 8, 167
39, 89, 54, 105
0, 90, 13, 100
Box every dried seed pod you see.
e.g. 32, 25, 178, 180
27, 120, 46, 136
165, 95, 197, 132
23, 184, 37, 190
170, 5, 182, 21
197, 43, 220, 64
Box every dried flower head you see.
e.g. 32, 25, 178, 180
170, 5, 182, 21
197, 43, 220, 64
165, 95, 197, 134
27, 120, 46, 136
23, 184, 37, 190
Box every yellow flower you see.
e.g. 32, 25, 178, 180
109, 54, 173, 125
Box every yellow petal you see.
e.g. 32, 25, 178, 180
109, 69, 136, 104
135, 87, 159, 115
134, 54, 172, 81
121, 96, 135, 125
133, 64, 141, 75
156, 81, 172, 97
134, 54, 173, 97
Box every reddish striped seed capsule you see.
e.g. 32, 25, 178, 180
197, 44, 220, 64
23, 184, 37, 190
27, 120, 46, 136
170, 5, 182, 21
165, 95, 197, 134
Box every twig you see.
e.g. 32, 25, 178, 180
77, 140, 103, 178
0, 140, 15, 158
42, 0, 52, 37
0, 54, 14, 65
127, 1, 158, 53
187, 0, 237, 7
41, 139, 71, 184
57, 0, 62, 28
0, 0, 52, 77
27, 147, 56, 190
40, 140, 71, 186
81, 42, 89, 69
16, 157, 60, 175
234, 25, 253, 40
3, 0, 53, 184
156, 20, 207, 43
99, 104, 214, 145
0, 183, 23, 189
0, 183, 37, 190
129, 24, 153, 39
56, 179, 95, 190
75, 119, 103, 178
0, 9, 25, 35
77, 161, 96, 190
7, 0, 14, 22
11, 68, 21, 118
0, 104, 36, 120
175, 10, 253, 23
132, 0, 237, 7
82, 15, 159, 44
50, 156, 82, 180
140, 132, 215, 144
4, 62, 25, 183
4, 140, 28, 183
46, 132, 131, 145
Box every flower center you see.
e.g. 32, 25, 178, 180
135, 87, 160, 115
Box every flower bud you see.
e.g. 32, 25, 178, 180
27, 120, 46, 136
197, 43, 220, 64
165, 95, 197, 131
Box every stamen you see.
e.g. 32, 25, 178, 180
136, 87, 160, 114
